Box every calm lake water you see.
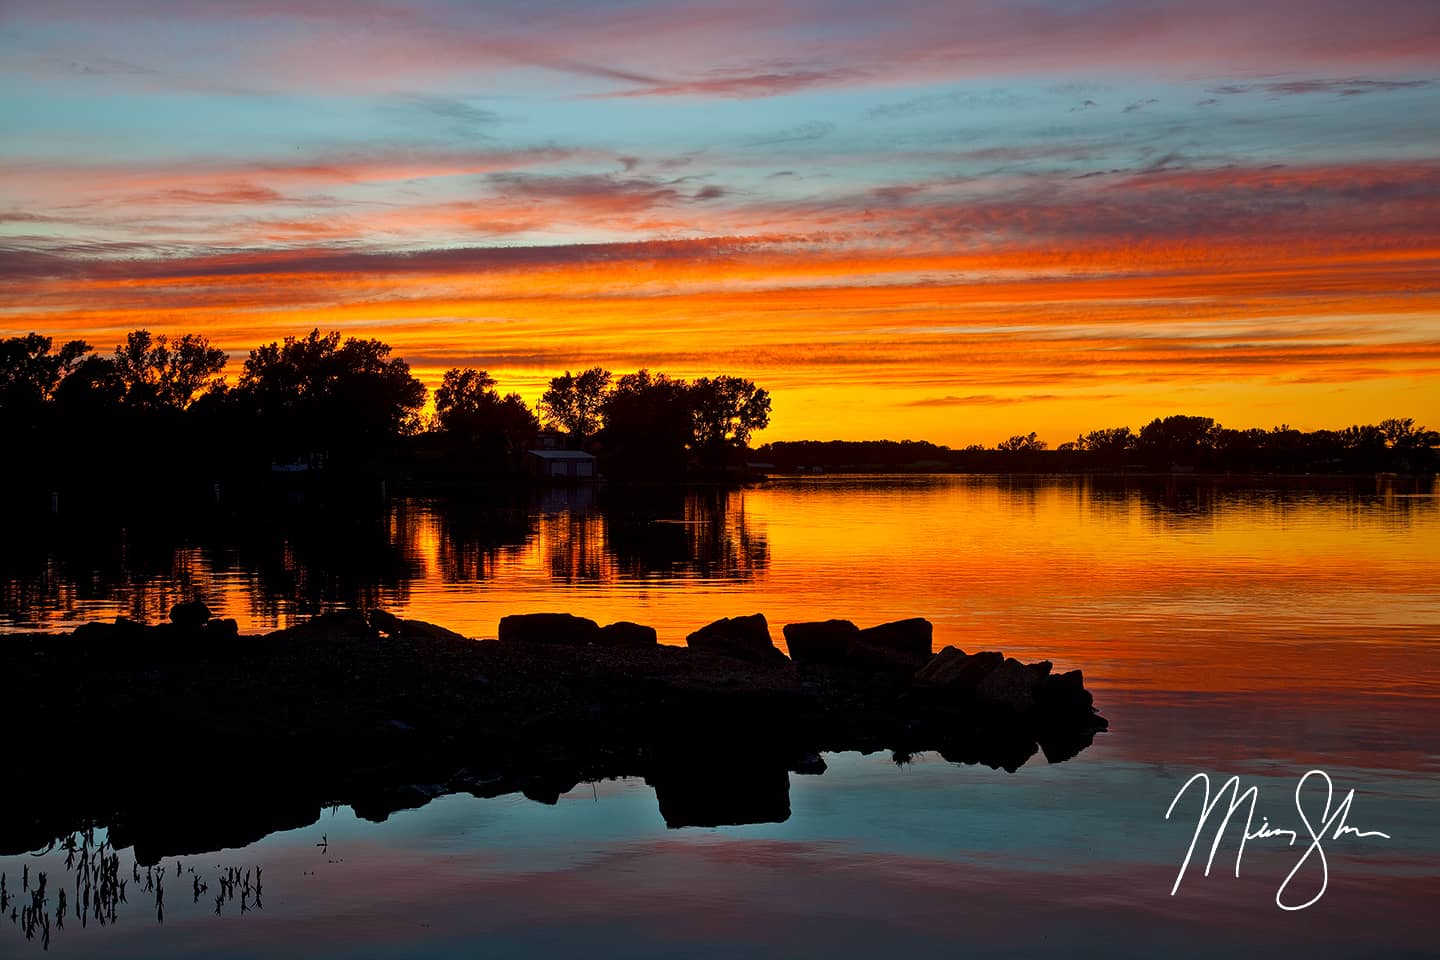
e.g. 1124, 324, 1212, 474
3, 476, 1437, 957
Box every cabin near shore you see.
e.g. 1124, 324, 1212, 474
526, 448, 598, 482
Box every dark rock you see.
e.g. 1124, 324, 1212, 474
599, 621, 658, 648
791, 752, 828, 775
649, 759, 791, 828
939, 725, 1040, 773
370, 611, 470, 643
266, 611, 376, 643
203, 618, 239, 640
914, 647, 1004, 689
685, 614, 787, 664
3, 610, 1108, 859
71, 621, 114, 642
349, 784, 444, 823
71, 617, 151, 643
497, 612, 602, 646
168, 600, 212, 629
369, 609, 404, 634
114, 615, 150, 638
841, 617, 934, 674
856, 617, 933, 660
782, 620, 858, 666
844, 636, 931, 674
976, 657, 1047, 712
1037, 669, 1094, 714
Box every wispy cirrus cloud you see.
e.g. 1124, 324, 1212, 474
903, 393, 1120, 407
1212, 77, 1432, 97
592, 66, 868, 100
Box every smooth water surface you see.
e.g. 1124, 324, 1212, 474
2, 476, 1437, 956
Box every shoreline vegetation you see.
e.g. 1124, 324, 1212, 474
0, 607, 1106, 864
1, 330, 1433, 510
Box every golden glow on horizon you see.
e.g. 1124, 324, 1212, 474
5, 239, 1438, 444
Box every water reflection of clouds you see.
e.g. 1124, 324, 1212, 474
7, 740, 1432, 957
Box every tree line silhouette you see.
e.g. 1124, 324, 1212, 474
0, 330, 771, 494
3, 330, 1432, 497
758, 414, 1437, 474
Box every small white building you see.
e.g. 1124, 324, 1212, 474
527, 448, 598, 481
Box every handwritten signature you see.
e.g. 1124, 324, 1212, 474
1165, 769, 1391, 910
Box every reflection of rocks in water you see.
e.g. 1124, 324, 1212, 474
649, 755, 792, 829
1, 825, 266, 952
1, 609, 1105, 863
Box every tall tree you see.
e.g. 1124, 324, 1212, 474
539, 366, 611, 441
0, 333, 91, 414
111, 330, 227, 411
689, 375, 771, 467
1137, 415, 1222, 459
237, 328, 426, 454
434, 367, 539, 455
434, 367, 498, 433
601, 369, 694, 478
997, 432, 1047, 452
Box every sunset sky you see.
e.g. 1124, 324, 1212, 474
2, 1, 1438, 445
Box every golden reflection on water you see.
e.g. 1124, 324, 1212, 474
4, 476, 1437, 699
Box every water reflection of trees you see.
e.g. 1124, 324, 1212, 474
431, 496, 535, 583
0, 485, 771, 629
602, 487, 769, 582
1050, 474, 1437, 534
0, 493, 420, 630
228, 498, 418, 623
439, 486, 771, 585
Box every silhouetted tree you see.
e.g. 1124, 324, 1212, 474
1379, 417, 1438, 449
997, 432, 1047, 451
601, 369, 694, 479
111, 330, 227, 411
433, 367, 539, 458
434, 368, 498, 432
236, 329, 426, 460
1137, 415, 1221, 461
689, 375, 771, 468
539, 366, 611, 441
49, 355, 126, 421
0, 333, 91, 415
1076, 427, 1134, 454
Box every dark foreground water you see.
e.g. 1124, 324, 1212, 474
2, 476, 1437, 957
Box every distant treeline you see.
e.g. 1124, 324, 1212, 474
3, 330, 1432, 504
757, 416, 1438, 474
0, 329, 770, 495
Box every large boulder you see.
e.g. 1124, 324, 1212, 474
844, 617, 934, 673
782, 620, 858, 666
857, 618, 933, 659
203, 618, 240, 640
72, 617, 152, 643
169, 600, 212, 629
1037, 668, 1094, 714
598, 621, 658, 648
370, 609, 405, 634
685, 614, 787, 664
266, 611, 376, 643
975, 657, 1049, 712
914, 647, 1004, 690
370, 610, 470, 643
497, 613, 602, 646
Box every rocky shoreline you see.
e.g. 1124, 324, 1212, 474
0, 606, 1107, 863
